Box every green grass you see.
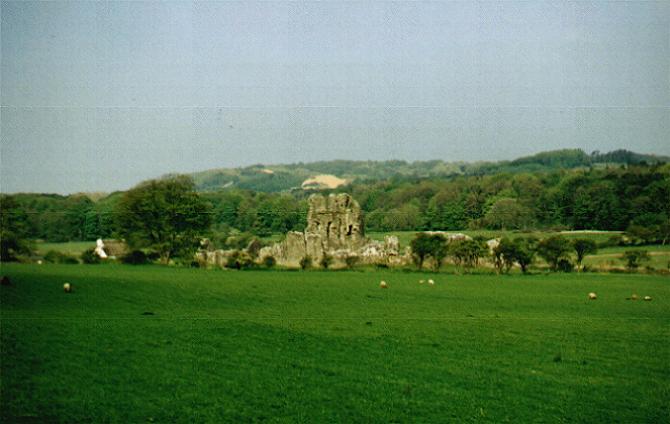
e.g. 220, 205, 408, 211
1, 264, 669, 422
585, 245, 670, 271
34, 241, 93, 257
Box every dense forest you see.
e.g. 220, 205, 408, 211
2, 151, 669, 246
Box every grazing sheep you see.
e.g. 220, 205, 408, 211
419, 279, 425, 284
380, 280, 388, 289
643, 296, 652, 301
588, 292, 597, 300
631, 294, 638, 301
37, 260, 43, 265
428, 279, 435, 285
63, 283, 72, 293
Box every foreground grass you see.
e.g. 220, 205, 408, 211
1, 264, 669, 422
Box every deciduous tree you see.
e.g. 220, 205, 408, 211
116, 176, 212, 263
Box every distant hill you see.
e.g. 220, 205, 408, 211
181, 149, 670, 192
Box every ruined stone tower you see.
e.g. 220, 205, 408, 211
305, 193, 365, 250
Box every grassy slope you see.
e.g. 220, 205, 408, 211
1, 264, 669, 422
35, 241, 93, 256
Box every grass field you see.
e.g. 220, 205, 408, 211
1, 264, 668, 422
34, 241, 94, 257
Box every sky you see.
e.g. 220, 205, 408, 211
1, 1, 669, 194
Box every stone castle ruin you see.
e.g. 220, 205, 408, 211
197, 193, 411, 268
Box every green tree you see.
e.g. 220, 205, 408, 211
572, 238, 598, 271
0, 195, 33, 261
449, 238, 487, 269
116, 176, 212, 263
410, 233, 447, 270
511, 237, 537, 274
537, 236, 572, 271
484, 198, 535, 230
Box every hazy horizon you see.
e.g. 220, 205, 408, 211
2, 1, 669, 194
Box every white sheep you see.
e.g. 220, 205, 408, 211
428, 279, 435, 285
380, 280, 388, 289
419, 279, 425, 284
644, 296, 652, 301
63, 283, 72, 293
588, 292, 597, 300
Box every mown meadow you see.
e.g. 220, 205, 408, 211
1, 263, 668, 422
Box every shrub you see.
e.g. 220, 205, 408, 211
600, 235, 624, 248
225, 250, 255, 270
556, 258, 573, 273
121, 250, 149, 265
299, 255, 312, 270
43, 250, 79, 264
0, 231, 33, 262
263, 255, 276, 269
320, 254, 333, 269
375, 260, 389, 269
622, 250, 650, 270
246, 238, 264, 259
344, 254, 359, 270
80, 248, 101, 264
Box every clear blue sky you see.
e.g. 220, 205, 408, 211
2, 1, 668, 194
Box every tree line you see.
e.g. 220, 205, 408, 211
2, 164, 669, 252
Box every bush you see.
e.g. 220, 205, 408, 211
263, 255, 276, 269
121, 250, 149, 265
299, 255, 312, 270
80, 248, 101, 264
245, 238, 264, 259
225, 250, 255, 270
375, 260, 389, 269
344, 254, 359, 270
0, 231, 33, 262
43, 250, 79, 264
600, 235, 625, 248
622, 250, 650, 270
320, 254, 333, 269
556, 258, 574, 273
